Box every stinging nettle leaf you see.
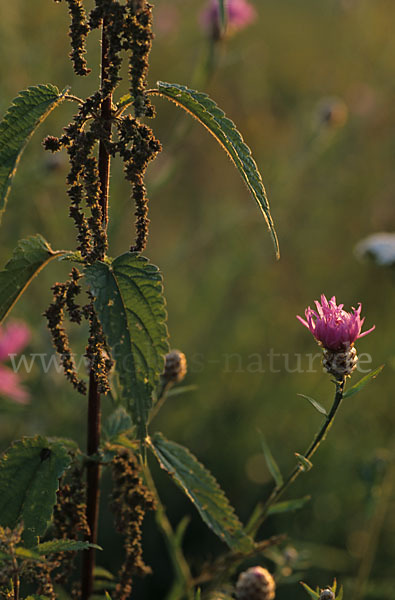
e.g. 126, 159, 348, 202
258, 430, 283, 488
0, 235, 67, 324
343, 365, 384, 399
0, 84, 68, 222
85, 252, 169, 441
149, 433, 254, 553
0, 436, 71, 547
36, 539, 101, 555
298, 393, 328, 416
148, 82, 279, 258
103, 407, 134, 441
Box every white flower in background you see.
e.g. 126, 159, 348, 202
355, 232, 395, 266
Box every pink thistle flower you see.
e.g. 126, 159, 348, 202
297, 294, 375, 351
0, 321, 30, 404
200, 0, 257, 36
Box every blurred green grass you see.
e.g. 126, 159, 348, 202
1, 0, 395, 598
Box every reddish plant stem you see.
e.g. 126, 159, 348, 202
81, 18, 112, 600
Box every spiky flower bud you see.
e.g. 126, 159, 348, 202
235, 566, 276, 600
323, 344, 358, 380
319, 589, 335, 600
163, 349, 187, 383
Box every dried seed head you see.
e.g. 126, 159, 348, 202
163, 350, 187, 383
322, 344, 358, 380
235, 566, 276, 600
319, 589, 335, 600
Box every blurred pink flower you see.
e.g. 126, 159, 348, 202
200, 0, 257, 35
0, 321, 30, 404
297, 294, 375, 351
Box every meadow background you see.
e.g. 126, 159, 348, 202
0, 1, 395, 598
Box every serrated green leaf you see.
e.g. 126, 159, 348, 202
0, 436, 71, 547
298, 393, 328, 416
258, 430, 283, 488
103, 407, 134, 441
0, 235, 67, 324
194, 589, 201, 600
149, 433, 254, 553
25, 596, 50, 600
336, 585, 343, 600
36, 539, 101, 554
85, 253, 169, 441
295, 453, 313, 472
104, 593, 113, 600
343, 365, 384, 399
267, 496, 311, 515
0, 84, 68, 222
148, 82, 279, 258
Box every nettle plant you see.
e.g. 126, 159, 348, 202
0, 1, 381, 600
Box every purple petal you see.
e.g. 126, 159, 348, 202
0, 321, 30, 361
0, 365, 30, 404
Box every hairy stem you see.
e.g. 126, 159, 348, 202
81, 18, 112, 600
247, 379, 345, 536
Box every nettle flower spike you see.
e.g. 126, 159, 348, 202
297, 294, 375, 380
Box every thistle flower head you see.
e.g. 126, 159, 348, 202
200, 0, 257, 36
319, 590, 335, 600
297, 294, 375, 351
163, 349, 187, 384
0, 321, 30, 404
235, 566, 276, 600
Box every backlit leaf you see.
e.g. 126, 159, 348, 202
85, 252, 169, 441
36, 539, 101, 554
267, 496, 311, 515
0, 436, 71, 547
0, 84, 68, 222
148, 82, 279, 258
343, 365, 384, 399
0, 235, 67, 324
149, 433, 254, 553
300, 582, 320, 599
298, 393, 328, 416
258, 430, 283, 488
